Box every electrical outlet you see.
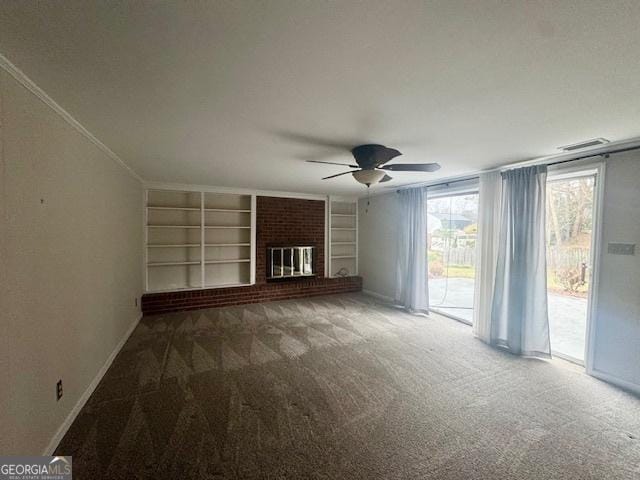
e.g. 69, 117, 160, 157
56, 379, 63, 401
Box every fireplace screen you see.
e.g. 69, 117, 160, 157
268, 246, 314, 279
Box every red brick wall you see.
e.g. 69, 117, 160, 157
256, 196, 325, 284
142, 276, 362, 314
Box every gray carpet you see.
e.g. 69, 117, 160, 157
56, 293, 640, 479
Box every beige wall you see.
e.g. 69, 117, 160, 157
0, 69, 143, 454
358, 192, 401, 300
591, 152, 640, 390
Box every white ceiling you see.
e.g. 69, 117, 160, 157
2, 1, 640, 195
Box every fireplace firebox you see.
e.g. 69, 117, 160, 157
267, 246, 315, 280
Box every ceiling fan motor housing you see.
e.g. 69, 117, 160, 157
351, 144, 402, 169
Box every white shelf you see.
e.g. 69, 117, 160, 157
205, 243, 251, 247
147, 206, 200, 211
147, 244, 200, 248
329, 199, 358, 278
145, 189, 256, 292
205, 259, 251, 264
148, 261, 201, 267
147, 225, 200, 229
147, 287, 202, 293
205, 208, 251, 213
204, 225, 251, 229
203, 282, 251, 289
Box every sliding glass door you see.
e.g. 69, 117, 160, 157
545, 169, 597, 364
427, 192, 479, 323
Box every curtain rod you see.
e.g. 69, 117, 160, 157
546, 143, 640, 166
395, 176, 479, 193
396, 142, 640, 193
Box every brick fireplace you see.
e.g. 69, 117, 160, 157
256, 196, 325, 283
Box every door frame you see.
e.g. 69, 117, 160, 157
547, 158, 605, 371
426, 188, 480, 325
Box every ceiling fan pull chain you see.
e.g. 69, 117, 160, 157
366, 185, 370, 213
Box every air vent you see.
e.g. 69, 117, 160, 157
558, 138, 609, 152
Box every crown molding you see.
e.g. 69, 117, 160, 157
0, 52, 142, 182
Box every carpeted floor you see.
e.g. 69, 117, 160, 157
56, 293, 640, 479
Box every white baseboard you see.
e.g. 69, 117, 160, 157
589, 367, 640, 397
361, 289, 394, 303
43, 316, 142, 455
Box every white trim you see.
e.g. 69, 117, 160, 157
43, 315, 142, 455
329, 194, 359, 203
362, 289, 394, 303
0, 52, 142, 183
589, 368, 640, 396
143, 190, 149, 292
547, 168, 597, 182
430, 307, 473, 326
355, 202, 359, 275
144, 181, 346, 202
362, 290, 431, 318
585, 161, 606, 375
546, 156, 602, 178
324, 197, 330, 277
427, 186, 480, 200
250, 195, 257, 284
200, 192, 206, 288
551, 349, 584, 367
545, 159, 605, 370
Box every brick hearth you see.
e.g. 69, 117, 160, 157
141, 276, 362, 314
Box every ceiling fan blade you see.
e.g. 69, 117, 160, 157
306, 160, 359, 168
322, 170, 358, 180
381, 163, 441, 172
376, 148, 402, 166
379, 174, 393, 183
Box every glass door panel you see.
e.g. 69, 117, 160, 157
546, 172, 596, 364
427, 193, 479, 323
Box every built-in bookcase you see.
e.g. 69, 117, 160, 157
145, 189, 255, 292
328, 199, 358, 277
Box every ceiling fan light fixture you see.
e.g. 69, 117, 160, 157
352, 169, 386, 186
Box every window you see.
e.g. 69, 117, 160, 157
427, 192, 479, 323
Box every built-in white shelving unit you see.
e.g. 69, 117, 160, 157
328, 199, 358, 277
145, 189, 256, 292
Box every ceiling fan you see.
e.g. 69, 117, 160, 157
307, 143, 441, 187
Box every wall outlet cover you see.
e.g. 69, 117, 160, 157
607, 243, 635, 256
